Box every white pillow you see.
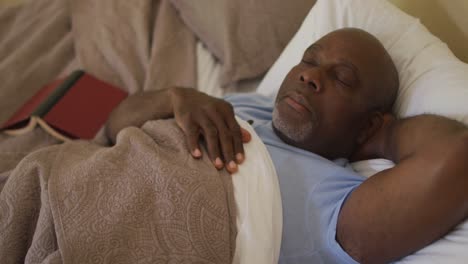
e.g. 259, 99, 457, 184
256, 0, 468, 125
256, 0, 468, 263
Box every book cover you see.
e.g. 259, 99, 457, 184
1, 70, 128, 141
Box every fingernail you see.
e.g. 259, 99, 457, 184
215, 157, 223, 168
236, 153, 244, 163
229, 161, 237, 170
192, 149, 201, 157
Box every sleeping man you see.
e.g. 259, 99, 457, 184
106, 28, 468, 263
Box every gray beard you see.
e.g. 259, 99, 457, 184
272, 107, 315, 144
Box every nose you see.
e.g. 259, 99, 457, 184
299, 68, 322, 92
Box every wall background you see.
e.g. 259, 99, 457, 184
1, 0, 467, 62
389, 0, 468, 63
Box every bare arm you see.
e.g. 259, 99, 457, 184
105, 89, 173, 144
105, 87, 251, 173
338, 114, 468, 263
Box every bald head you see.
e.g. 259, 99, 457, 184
320, 28, 399, 112
272, 27, 400, 159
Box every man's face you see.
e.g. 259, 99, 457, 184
273, 30, 383, 159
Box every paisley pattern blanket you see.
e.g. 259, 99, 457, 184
0, 120, 236, 263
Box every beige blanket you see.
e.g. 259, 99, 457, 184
0, 0, 197, 190
0, 1, 238, 262
0, 120, 236, 263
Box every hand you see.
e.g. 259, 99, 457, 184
170, 87, 251, 173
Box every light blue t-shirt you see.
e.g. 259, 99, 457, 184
225, 93, 366, 264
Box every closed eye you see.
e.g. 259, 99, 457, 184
301, 59, 318, 67
334, 67, 356, 88
336, 78, 351, 87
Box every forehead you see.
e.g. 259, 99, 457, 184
309, 34, 375, 67
306, 31, 384, 85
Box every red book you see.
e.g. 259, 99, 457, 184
1, 70, 128, 141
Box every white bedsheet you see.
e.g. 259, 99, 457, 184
232, 118, 283, 264
197, 42, 283, 262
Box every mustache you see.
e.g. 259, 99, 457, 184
277, 91, 314, 114
275, 90, 319, 126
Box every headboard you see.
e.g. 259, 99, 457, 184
389, 0, 468, 63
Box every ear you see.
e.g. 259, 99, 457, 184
356, 111, 385, 145
352, 112, 395, 161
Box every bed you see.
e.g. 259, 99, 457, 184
1, 0, 468, 263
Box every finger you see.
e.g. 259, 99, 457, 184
223, 105, 246, 164
234, 128, 252, 164
185, 126, 202, 158
230, 122, 245, 164
241, 128, 252, 143
199, 119, 223, 170
208, 111, 237, 173
232, 133, 244, 165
